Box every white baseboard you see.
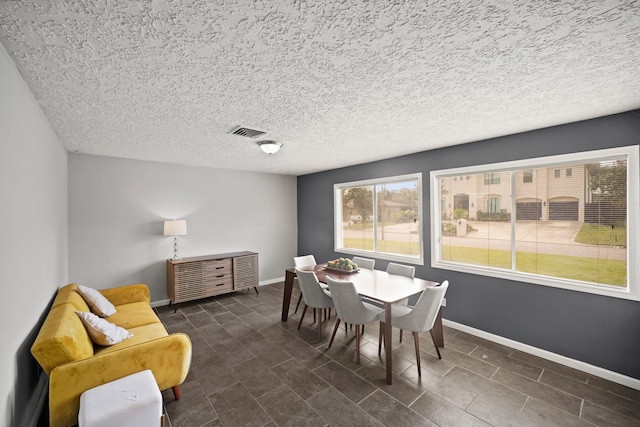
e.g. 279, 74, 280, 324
151, 299, 171, 308
260, 277, 285, 286
443, 319, 640, 391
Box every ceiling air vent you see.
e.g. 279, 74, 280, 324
228, 126, 266, 138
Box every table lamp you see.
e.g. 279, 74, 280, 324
164, 219, 187, 260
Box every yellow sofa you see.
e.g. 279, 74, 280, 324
31, 283, 192, 427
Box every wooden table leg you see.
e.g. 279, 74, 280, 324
384, 302, 393, 385
281, 269, 296, 321
433, 308, 444, 347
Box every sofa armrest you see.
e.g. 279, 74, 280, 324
99, 283, 150, 305
48, 333, 191, 427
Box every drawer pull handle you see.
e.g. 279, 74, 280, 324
216, 266, 224, 269
216, 274, 224, 278
215, 283, 224, 287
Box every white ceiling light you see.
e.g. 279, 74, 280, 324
257, 140, 283, 154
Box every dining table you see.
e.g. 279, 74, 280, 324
281, 264, 443, 384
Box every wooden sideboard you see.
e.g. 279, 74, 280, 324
167, 251, 259, 305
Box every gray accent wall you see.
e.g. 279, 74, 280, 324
69, 154, 298, 303
297, 110, 640, 380
0, 44, 69, 427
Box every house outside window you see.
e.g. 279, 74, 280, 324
566, 168, 573, 177
335, 173, 422, 264
523, 170, 533, 183
431, 146, 639, 300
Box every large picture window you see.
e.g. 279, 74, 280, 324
430, 146, 639, 300
335, 174, 423, 264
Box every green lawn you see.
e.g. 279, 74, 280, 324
343, 238, 420, 256
441, 245, 626, 287
574, 223, 626, 247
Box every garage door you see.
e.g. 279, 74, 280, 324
516, 202, 542, 220
549, 201, 579, 220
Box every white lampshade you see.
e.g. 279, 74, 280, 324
257, 140, 283, 154
164, 220, 187, 236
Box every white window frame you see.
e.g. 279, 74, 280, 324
430, 146, 640, 301
335, 173, 424, 265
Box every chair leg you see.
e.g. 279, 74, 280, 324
172, 385, 181, 400
294, 294, 303, 314
317, 308, 323, 342
355, 323, 361, 364
297, 304, 308, 330
400, 329, 403, 343
430, 329, 442, 359
378, 322, 384, 356
413, 331, 421, 377
328, 318, 341, 349
361, 325, 365, 335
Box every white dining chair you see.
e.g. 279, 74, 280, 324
295, 268, 334, 342
378, 281, 449, 377
293, 255, 317, 314
386, 262, 415, 278
352, 256, 375, 270
326, 277, 384, 364
386, 262, 417, 341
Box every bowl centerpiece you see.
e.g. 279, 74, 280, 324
325, 258, 359, 273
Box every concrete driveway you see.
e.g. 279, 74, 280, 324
451, 220, 626, 261
463, 220, 581, 243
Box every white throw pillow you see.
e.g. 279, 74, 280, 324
77, 285, 117, 317
76, 311, 133, 346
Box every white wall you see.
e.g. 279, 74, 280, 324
0, 44, 68, 427
69, 153, 297, 303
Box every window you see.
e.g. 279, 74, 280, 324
430, 146, 639, 300
484, 173, 501, 185
335, 174, 422, 264
487, 197, 500, 213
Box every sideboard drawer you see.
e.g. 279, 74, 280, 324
203, 258, 232, 274
203, 260, 232, 284
205, 277, 233, 295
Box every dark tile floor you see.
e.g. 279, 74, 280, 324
156, 282, 640, 427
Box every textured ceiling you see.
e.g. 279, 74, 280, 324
1, 1, 639, 175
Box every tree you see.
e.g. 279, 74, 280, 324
587, 160, 627, 203
343, 187, 373, 220
440, 180, 449, 219
586, 160, 627, 225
